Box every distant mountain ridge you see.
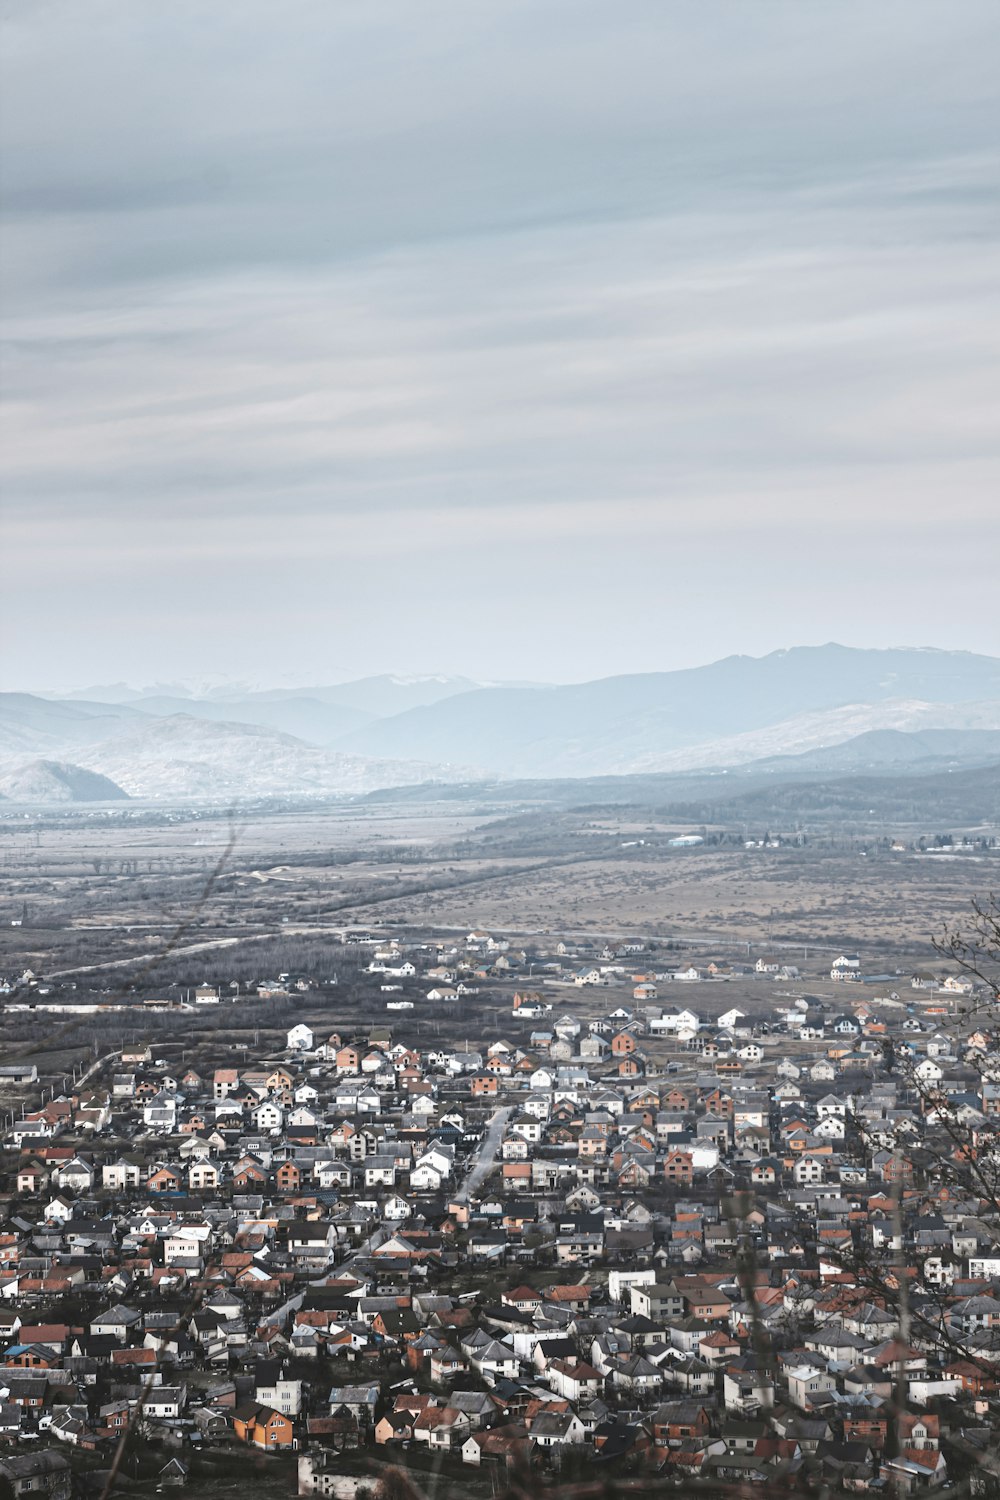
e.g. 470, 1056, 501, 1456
337, 646, 1000, 776
33, 674, 490, 750
70, 716, 466, 801
103, 693, 375, 745
3, 646, 999, 800
616, 699, 1000, 775
750, 726, 1000, 774
0, 692, 146, 756
48, 672, 485, 719
0, 704, 466, 802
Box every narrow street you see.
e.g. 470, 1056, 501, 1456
454, 1104, 512, 1205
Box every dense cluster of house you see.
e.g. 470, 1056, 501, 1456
1, 930, 998, 1497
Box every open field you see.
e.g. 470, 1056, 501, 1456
0, 788, 993, 1096
1, 796, 996, 988
346, 842, 997, 952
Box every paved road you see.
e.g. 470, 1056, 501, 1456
45, 908, 843, 986
77, 1049, 120, 1089
47, 935, 250, 979
454, 1104, 512, 1205
270, 1106, 513, 1328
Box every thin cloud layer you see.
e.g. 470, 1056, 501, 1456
2, 1, 998, 686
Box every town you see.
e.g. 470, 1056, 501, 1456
0, 914, 998, 1500
4, 0, 999, 1492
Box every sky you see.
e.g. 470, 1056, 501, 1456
2, 0, 999, 691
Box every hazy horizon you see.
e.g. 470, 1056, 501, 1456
14, 639, 1000, 703
3, 2, 999, 689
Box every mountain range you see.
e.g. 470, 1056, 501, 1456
2, 646, 999, 803
335, 645, 1000, 776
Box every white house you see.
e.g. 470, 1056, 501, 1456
817, 1094, 849, 1118
253, 1101, 285, 1133
164, 1224, 213, 1264
409, 1163, 444, 1191
255, 1376, 302, 1416
145, 1385, 187, 1420
52, 1158, 95, 1193
102, 1159, 143, 1192
787, 1366, 837, 1409
651, 1008, 700, 1034
143, 1091, 178, 1131
793, 1154, 826, 1185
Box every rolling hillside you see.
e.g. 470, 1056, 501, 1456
338, 646, 1000, 776
6, 646, 1000, 799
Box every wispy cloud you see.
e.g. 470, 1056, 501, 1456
2, 1, 998, 685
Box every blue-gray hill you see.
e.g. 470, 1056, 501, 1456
336, 645, 1000, 777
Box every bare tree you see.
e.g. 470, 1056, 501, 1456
935, 893, 1000, 1004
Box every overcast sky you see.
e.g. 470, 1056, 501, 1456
2, 1, 999, 691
